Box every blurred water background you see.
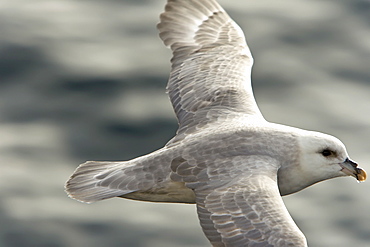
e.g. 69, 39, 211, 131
1, 0, 369, 246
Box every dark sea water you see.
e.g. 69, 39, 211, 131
1, 0, 369, 246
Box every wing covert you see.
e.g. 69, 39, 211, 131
158, 0, 264, 137
170, 155, 308, 247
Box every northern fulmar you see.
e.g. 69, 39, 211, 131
65, 0, 367, 246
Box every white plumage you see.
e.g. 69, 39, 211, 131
65, 1, 366, 246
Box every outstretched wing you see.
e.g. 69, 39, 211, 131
158, 0, 264, 137
170, 155, 308, 247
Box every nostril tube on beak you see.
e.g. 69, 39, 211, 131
340, 158, 366, 182
344, 158, 358, 168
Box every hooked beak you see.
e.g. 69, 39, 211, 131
340, 158, 367, 182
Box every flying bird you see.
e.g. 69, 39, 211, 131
65, 0, 367, 246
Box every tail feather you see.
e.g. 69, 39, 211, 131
65, 161, 136, 203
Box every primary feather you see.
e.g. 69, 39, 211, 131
65, 0, 366, 246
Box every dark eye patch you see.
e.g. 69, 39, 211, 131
321, 149, 334, 157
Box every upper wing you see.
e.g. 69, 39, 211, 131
158, 0, 264, 137
170, 155, 308, 247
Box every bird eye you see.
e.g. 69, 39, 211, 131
321, 149, 333, 157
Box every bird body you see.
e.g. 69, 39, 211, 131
65, 0, 366, 246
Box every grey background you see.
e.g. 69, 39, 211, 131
1, 0, 369, 246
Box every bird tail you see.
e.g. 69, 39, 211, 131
65, 160, 135, 203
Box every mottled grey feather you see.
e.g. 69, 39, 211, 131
66, 148, 177, 203
171, 155, 307, 246
64, 0, 362, 246
158, 0, 263, 142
